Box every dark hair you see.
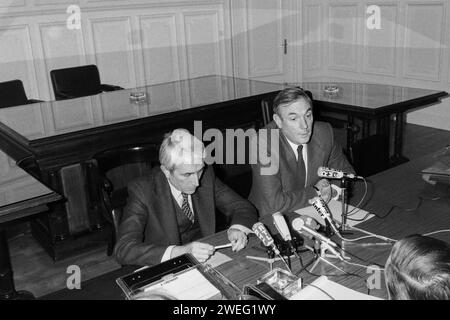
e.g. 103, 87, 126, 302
385, 234, 450, 300
272, 87, 313, 115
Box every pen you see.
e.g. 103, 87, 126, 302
215, 243, 233, 250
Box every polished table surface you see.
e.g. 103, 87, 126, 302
0, 75, 444, 145
0, 76, 283, 141
42, 147, 450, 300
0, 76, 445, 172
0, 164, 61, 224
301, 80, 447, 114
0, 160, 61, 299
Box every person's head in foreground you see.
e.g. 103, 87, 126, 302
385, 234, 450, 300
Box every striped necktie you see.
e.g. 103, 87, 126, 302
181, 193, 194, 223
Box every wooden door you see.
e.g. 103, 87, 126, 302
230, 0, 298, 84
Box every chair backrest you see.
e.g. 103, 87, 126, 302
91, 143, 160, 243
212, 127, 254, 199
350, 134, 390, 177
0, 79, 29, 108
95, 144, 160, 190
50, 65, 102, 100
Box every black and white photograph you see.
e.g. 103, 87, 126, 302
0, 0, 449, 307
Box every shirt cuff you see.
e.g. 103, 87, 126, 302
161, 245, 176, 262
228, 224, 252, 235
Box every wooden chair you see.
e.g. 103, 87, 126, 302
89, 144, 160, 255
0, 79, 42, 108
50, 65, 123, 100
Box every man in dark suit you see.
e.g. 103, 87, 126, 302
249, 87, 354, 217
115, 129, 257, 267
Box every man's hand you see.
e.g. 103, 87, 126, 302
172, 242, 214, 263
227, 228, 248, 252
314, 178, 332, 203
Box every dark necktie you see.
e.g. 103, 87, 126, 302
181, 193, 194, 223
297, 145, 306, 180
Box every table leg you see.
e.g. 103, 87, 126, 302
346, 115, 355, 153
362, 119, 370, 138
391, 112, 409, 165
0, 230, 35, 300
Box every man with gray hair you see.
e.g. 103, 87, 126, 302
115, 129, 257, 266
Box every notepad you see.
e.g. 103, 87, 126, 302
141, 267, 222, 300
295, 199, 373, 227
289, 276, 382, 300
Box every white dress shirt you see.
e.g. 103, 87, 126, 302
285, 138, 340, 200
160, 179, 251, 262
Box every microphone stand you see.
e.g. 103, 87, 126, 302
246, 254, 296, 272
265, 245, 293, 273
308, 240, 347, 275
339, 178, 352, 234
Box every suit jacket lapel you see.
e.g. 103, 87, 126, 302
152, 168, 181, 244
192, 171, 215, 236
306, 133, 326, 186
278, 129, 297, 172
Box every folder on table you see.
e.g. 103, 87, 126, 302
116, 253, 224, 300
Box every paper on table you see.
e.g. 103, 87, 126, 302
289, 276, 382, 300
294, 199, 373, 227
203, 251, 233, 268
142, 267, 222, 300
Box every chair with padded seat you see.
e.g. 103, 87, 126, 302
50, 64, 123, 101
89, 143, 160, 256
349, 134, 391, 177
0, 79, 42, 108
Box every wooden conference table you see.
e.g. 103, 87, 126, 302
0, 77, 445, 263
0, 166, 61, 299
0, 76, 444, 177
42, 147, 450, 300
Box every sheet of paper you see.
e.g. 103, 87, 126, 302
203, 251, 233, 268
289, 276, 382, 300
294, 199, 373, 227
142, 267, 222, 300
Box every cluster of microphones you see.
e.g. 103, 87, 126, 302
251, 197, 342, 264
251, 167, 360, 269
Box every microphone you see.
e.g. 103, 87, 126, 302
292, 218, 343, 260
272, 212, 292, 242
252, 222, 280, 255
309, 196, 339, 234
317, 167, 361, 180
298, 215, 321, 231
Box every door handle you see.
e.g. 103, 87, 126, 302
280, 39, 288, 54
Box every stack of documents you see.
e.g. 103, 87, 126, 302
141, 267, 222, 300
